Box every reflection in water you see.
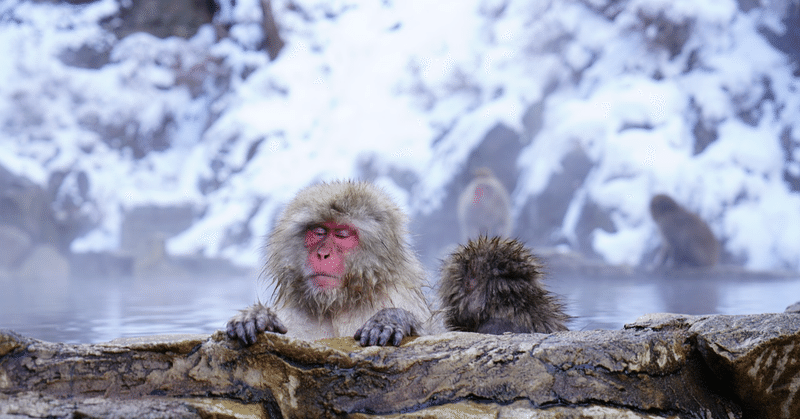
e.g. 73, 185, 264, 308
1, 273, 798, 343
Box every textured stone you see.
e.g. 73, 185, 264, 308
2, 313, 799, 418
691, 314, 800, 419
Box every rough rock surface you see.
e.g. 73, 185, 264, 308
1, 312, 798, 418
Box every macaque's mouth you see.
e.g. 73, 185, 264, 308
310, 274, 343, 289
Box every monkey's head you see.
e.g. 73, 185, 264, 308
649, 194, 679, 221
266, 180, 413, 317
439, 236, 547, 332
472, 167, 494, 178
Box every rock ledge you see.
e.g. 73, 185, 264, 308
1, 312, 798, 418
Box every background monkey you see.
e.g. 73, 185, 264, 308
649, 194, 719, 268
457, 168, 512, 242
226, 180, 430, 347
439, 236, 569, 334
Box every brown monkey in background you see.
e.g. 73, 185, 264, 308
226, 180, 431, 347
439, 236, 569, 334
649, 194, 719, 268
457, 168, 512, 242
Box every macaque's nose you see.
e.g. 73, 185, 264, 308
317, 245, 331, 259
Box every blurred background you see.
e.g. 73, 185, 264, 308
1, 0, 799, 343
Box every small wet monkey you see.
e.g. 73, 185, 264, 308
439, 236, 569, 334
226, 180, 431, 347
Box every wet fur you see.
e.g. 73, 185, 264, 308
439, 236, 569, 334
228, 180, 430, 345
268, 180, 427, 318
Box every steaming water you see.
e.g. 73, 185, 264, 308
1, 273, 798, 343
549, 274, 800, 331
0, 275, 262, 344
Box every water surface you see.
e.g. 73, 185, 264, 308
1, 273, 798, 343
550, 273, 800, 331
1, 275, 260, 343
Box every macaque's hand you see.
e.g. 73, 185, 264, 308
354, 308, 421, 347
226, 303, 287, 346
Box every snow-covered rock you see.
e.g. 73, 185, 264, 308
1, 0, 799, 272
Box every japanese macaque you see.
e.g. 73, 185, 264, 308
226, 180, 431, 347
439, 236, 569, 334
649, 194, 719, 268
457, 168, 512, 242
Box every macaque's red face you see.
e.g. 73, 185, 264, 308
304, 222, 359, 290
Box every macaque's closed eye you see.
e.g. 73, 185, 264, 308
304, 223, 358, 250
334, 228, 353, 238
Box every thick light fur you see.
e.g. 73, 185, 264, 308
234, 180, 430, 343
457, 168, 512, 242
649, 194, 719, 268
439, 236, 569, 334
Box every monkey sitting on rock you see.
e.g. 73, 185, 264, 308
649, 194, 719, 269
226, 180, 431, 347
439, 236, 569, 335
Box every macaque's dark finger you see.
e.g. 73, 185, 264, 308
391, 329, 404, 346
359, 334, 367, 346
255, 315, 268, 334
256, 313, 287, 334
377, 327, 394, 346
357, 326, 373, 346
244, 321, 259, 345
370, 326, 385, 347
273, 320, 288, 334
229, 322, 249, 346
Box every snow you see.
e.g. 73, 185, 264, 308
630, 0, 737, 23
2, 0, 800, 271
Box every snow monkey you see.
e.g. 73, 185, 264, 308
226, 180, 431, 347
439, 236, 569, 334
457, 168, 512, 242
649, 194, 719, 268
